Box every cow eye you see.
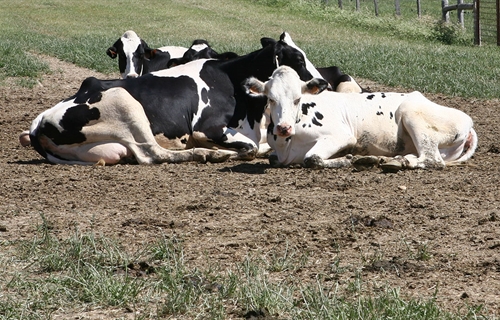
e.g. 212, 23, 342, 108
268, 98, 275, 104
294, 98, 301, 105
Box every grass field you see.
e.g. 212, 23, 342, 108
0, 0, 499, 98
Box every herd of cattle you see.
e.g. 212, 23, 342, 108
19, 30, 477, 170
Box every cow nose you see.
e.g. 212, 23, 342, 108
276, 124, 292, 136
126, 73, 139, 79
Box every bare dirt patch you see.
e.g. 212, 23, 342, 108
1, 56, 499, 317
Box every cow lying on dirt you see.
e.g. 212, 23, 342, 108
244, 66, 478, 171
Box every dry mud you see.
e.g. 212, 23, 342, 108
0, 56, 499, 318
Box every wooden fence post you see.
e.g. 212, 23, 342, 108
442, 0, 450, 21
457, 0, 465, 26
395, 0, 401, 15
374, 0, 379, 16
356, 0, 360, 11
474, 0, 481, 45
417, 0, 422, 17
497, 0, 500, 45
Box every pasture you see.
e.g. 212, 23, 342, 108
1, 0, 500, 318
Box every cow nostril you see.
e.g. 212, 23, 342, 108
277, 125, 291, 135
126, 74, 138, 79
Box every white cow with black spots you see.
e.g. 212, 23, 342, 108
244, 66, 478, 171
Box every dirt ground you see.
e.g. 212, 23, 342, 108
0, 56, 499, 318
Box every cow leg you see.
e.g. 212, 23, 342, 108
191, 128, 258, 161
396, 102, 446, 169
303, 135, 357, 169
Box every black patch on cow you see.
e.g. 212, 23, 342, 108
201, 87, 209, 104
285, 137, 291, 142
301, 102, 315, 115
367, 94, 375, 100
376, 111, 384, 116
390, 112, 394, 119
314, 111, 324, 120
60, 104, 100, 131
381, 93, 386, 98
88, 92, 102, 104
273, 135, 277, 141
302, 123, 307, 128
43, 122, 86, 145
312, 117, 322, 127
40, 104, 101, 145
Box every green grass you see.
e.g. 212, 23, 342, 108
0, 0, 499, 97
0, 214, 494, 319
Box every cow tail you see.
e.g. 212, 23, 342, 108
449, 128, 478, 164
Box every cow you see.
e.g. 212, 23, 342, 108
106, 30, 187, 78
23, 33, 318, 165
243, 66, 478, 171
166, 39, 239, 68
317, 66, 365, 93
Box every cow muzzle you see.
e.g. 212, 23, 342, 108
275, 124, 293, 137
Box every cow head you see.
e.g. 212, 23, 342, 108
167, 39, 239, 68
244, 66, 328, 137
106, 30, 156, 78
258, 32, 319, 83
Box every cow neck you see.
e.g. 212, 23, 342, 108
219, 44, 277, 85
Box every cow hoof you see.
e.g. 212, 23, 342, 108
352, 155, 380, 171
304, 155, 325, 169
269, 154, 282, 167
206, 150, 233, 163
380, 159, 403, 173
230, 149, 257, 161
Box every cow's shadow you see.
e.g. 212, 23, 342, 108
9, 159, 50, 165
219, 162, 269, 175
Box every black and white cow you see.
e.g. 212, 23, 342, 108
106, 30, 187, 78
24, 33, 317, 165
316, 66, 365, 93
244, 66, 478, 171
166, 39, 239, 68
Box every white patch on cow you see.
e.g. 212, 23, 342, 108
190, 43, 209, 52
157, 45, 188, 59
121, 30, 142, 78
336, 76, 363, 93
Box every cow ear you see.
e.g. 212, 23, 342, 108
243, 77, 265, 97
260, 37, 276, 48
106, 47, 117, 59
145, 48, 157, 59
305, 78, 329, 95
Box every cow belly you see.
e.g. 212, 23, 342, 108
41, 136, 132, 164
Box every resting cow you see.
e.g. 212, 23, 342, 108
23, 33, 317, 165
166, 39, 238, 68
107, 30, 187, 78
244, 66, 478, 171
107, 30, 238, 78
